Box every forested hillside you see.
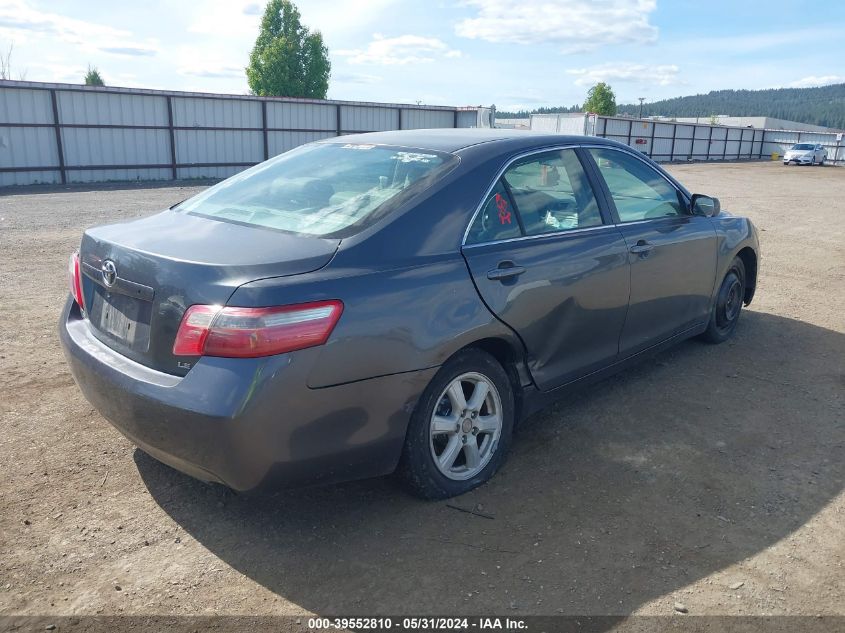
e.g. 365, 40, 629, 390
498, 84, 845, 129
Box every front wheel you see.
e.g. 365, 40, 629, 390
397, 349, 515, 499
700, 257, 746, 344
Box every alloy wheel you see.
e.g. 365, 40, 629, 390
429, 372, 503, 481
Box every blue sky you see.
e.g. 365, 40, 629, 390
1, 0, 843, 110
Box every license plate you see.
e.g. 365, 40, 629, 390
89, 287, 152, 352
101, 299, 137, 343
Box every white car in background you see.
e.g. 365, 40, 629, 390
783, 143, 827, 165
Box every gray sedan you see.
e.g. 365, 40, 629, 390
60, 130, 760, 499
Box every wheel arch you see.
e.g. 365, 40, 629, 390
736, 246, 758, 305
444, 336, 532, 423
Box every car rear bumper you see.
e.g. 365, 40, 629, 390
59, 299, 436, 491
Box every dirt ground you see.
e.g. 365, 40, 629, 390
0, 161, 842, 621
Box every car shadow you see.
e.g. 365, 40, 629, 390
135, 310, 844, 617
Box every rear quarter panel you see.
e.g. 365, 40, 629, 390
229, 254, 523, 388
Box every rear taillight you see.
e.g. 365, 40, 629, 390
172, 300, 344, 358
68, 251, 84, 311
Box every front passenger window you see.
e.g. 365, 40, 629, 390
589, 148, 685, 222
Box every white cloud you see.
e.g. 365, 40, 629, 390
0, 0, 157, 55
298, 0, 399, 39
337, 34, 461, 65
175, 46, 244, 79
189, 0, 398, 40
104, 72, 160, 90
99, 46, 157, 57
24, 61, 87, 83
333, 72, 383, 85
788, 75, 845, 88
567, 62, 681, 87
455, 0, 657, 52
188, 0, 261, 37
179, 64, 244, 79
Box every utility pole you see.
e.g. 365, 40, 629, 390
638, 97, 645, 119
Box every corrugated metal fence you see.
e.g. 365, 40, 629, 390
593, 116, 766, 162
0, 80, 485, 186
4, 80, 841, 187
529, 113, 844, 166
759, 127, 844, 165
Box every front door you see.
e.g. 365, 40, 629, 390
462, 147, 630, 391
585, 147, 718, 357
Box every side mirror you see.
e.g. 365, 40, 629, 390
691, 193, 720, 217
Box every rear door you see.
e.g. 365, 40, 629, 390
584, 147, 717, 356
462, 147, 630, 391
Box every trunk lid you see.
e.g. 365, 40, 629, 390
79, 209, 338, 375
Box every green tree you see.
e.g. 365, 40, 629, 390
84, 65, 105, 86
583, 82, 617, 116
246, 0, 330, 98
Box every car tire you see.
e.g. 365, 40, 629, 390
397, 348, 515, 500
700, 256, 746, 344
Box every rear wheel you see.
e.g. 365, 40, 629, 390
397, 349, 514, 499
700, 257, 746, 344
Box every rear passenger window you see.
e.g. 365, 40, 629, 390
465, 181, 522, 244
465, 149, 602, 245
503, 149, 602, 236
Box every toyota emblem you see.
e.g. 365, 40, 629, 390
101, 260, 117, 287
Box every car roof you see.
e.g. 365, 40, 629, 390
321, 128, 626, 154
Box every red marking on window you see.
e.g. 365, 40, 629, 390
495, 193, 512, 225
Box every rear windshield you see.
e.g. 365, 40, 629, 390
792, 144, 815, 150
176, 142, 457, 237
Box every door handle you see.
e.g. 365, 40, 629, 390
629, 240, 654, 255
487, 263, 526, 281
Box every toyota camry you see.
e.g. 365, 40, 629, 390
60, 130, 760, 499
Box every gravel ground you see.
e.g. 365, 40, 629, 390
0, 162, 842, 621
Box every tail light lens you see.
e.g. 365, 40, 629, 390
173, 300, 344, 358
68, 251, 84, 311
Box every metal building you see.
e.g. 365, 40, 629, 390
671, 116, 840, 133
